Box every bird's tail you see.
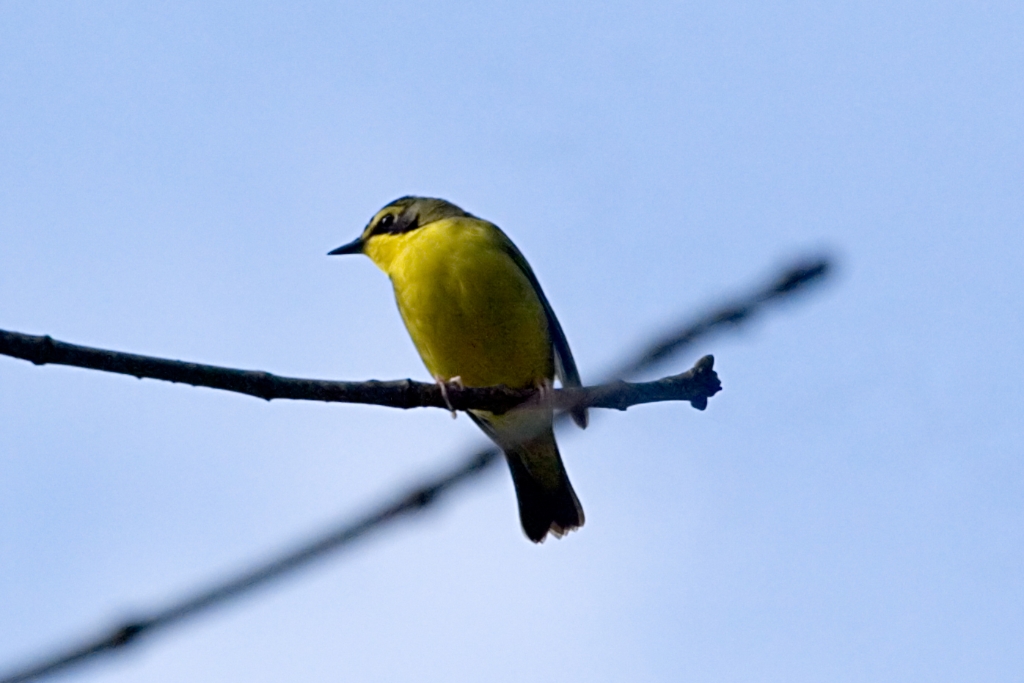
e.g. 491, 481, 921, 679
469, 410, 584, 542
503, 430, 585, 543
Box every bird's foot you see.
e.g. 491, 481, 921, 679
534, 377, 554, 409
435, 376, 463, 419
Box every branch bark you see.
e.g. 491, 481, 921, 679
0, 329, 721, 413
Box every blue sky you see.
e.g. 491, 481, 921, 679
1, 1, 1022, 681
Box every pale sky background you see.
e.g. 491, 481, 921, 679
1, 1, 1022, 682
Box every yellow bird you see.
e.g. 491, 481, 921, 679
329, 196, 587, 542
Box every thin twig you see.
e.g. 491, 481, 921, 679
0, 329, 720, 413
0, 256, 831, 683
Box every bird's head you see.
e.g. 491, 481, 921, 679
329, 196, 469, 271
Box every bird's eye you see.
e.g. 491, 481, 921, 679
378, 214, 395, 231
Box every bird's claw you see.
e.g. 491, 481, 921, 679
535, 378, 554, 408
436, 376, 463, 418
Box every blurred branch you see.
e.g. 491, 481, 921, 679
0, 255, 831, 683
613, 257, 831, 377
0, 444, 501, 683
0, 329, 720, 413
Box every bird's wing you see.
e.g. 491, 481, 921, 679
496, 231, 588, 429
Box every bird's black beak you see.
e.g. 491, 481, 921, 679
328, 237, 364, 256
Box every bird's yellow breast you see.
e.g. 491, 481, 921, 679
364, 217, 553, 389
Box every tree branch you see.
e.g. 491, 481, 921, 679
0, 330, 721, 413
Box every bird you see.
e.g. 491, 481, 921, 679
329, 196, 587, 542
